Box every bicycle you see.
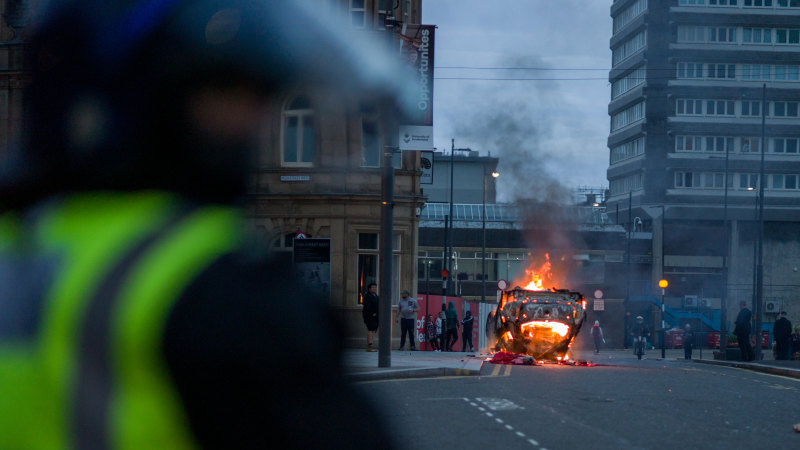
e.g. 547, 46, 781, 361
633, 336, 645, 360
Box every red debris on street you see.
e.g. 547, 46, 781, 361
490, 351, 537, 365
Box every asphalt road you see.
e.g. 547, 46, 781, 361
355, 355, 800, 450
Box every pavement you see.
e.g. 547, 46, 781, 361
343, 345, 800, 382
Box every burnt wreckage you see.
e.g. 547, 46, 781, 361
488, 287, 586, 360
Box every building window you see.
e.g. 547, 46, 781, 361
773, 101, 800, 117
350, 0, 366, 28
742, 100, 762, 117
613, 0, 648, 34
742, 64, 771, 80
282, 96, 314, 166
611, 101, 646, 131
776, 28, 800, 44
360, 102, 380, 167
741, 137, 762, 153
744, 0, 773, 6
611, 66, 646, 99
739, 173, 760, 189
675, 98, 733, 116
773, 138, 800, 153
777, 0, 800, 7
610, 137, 645, 163
612, 30, 646, 66
771, 174, 799, 189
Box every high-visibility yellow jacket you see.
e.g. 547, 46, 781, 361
0, 191, 241, 449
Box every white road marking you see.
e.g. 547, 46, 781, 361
464, 397, 544, 449
462, 397, 470, 402
476, 397, 523, 410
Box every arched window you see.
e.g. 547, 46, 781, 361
281, 96, 314, 166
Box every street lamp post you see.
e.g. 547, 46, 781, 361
481, 170, 500, 304
659, 279, 668, 359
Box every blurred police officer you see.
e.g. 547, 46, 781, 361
0, 1, 411, 448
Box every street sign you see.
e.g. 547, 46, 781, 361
594, 299, 605, 311
594, 289, 604, 299
497, 279, 507, 290
440, 269, 449, 278
295, 231, 307, 239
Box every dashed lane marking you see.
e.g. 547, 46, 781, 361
464, 397, 544, 448
491, 364, 501, 376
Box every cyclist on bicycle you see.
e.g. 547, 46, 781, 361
631, 316, 650, 357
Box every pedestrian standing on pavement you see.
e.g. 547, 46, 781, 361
591, 321, 605, 354
425, 315, 439, 351
436, 312, 446, 352
396, 290, 419, 351
734, 301, 753, 361
791, 326, 800, 360
362, 283, 379, 352
773, 311, 793, 360
445, 301, 460, 351
461, 310, 475, 352
683, 324, 694, 360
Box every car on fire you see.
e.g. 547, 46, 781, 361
487, 286, 586, 361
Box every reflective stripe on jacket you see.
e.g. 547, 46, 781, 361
0, 192, 241, 449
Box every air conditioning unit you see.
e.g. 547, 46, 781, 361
699, 298, 721, 309
684, 295, 698, 308
765, 300, 781, 314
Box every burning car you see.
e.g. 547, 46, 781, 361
487, 286, 586, 361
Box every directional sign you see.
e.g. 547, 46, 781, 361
295, 232, 307, 239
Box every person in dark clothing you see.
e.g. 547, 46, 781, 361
683, 324, 695, 360
791, 326, 800, 360
461, 310, 475, 352
773, 311, 793, 360
590, 320, 605, 354
734, 301, 754, 361
0, 1, 403, 447
362, 283, 379, 352
445, 301, 459, 351
631, 316, 650, 356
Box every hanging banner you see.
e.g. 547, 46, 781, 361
293, 238, 331, 299
399, 24, 435, 151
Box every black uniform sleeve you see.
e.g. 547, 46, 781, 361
162, 252, 394, 449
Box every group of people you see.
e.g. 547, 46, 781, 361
423, 305, 475, 352
361, 287, 475, 352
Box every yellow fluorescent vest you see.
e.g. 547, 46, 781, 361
0, 192, 241, 449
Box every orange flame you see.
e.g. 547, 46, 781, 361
522, 253, 552, 291
520, 320, 569, 337
502, 331, 514, 342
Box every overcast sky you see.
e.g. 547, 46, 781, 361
422, 0, 612, 201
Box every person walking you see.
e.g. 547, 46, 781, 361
396, 290, 419, 351
445, 301, 460, 351
683, 324, 695, 360
461, 310, 475, 352
590, 320, 605, 354
435, 311, 446, 352
425, 315, 439, 351
734, 301, 754, 361
773, 311, 793, 360
362, 283, 380, 352
0, 1, 404, 448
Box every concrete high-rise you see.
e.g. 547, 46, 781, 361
607, 0, 800, 337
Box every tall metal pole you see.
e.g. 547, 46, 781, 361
754, 83, 767, 360
378, 146, 395, 367
661, 205, 666, 359
720, 137, 729, 356
481, 171, 487, 304
448, 139, 455, 300
625, 190, 632, 346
